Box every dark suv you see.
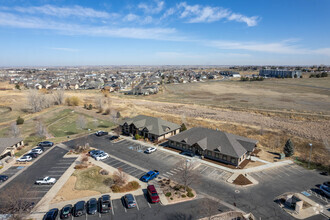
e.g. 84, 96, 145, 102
87, 198, 98, 215
73, 201, 86, 217
38, 141, 54, 147
98, 195, 111, 213
0, 175, 9, 182
43, 208, 58, 220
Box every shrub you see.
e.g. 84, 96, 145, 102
104, 108, 110, 115
165, 192, 171, 197
103, 177, 114, 186
65, 96, 80, 106
111, 185, 121, 193
181, 194, 186, 198
84, 104, 87, 109
170, 197, 173, 200
98, 108, 103, 113
81, 156, 89, 164
186, 187, 192, 192
174, 185, 181, 191
187, 191, 194, 198
88, 104, 93, 110
74, 164, 88, 169
100, 169, 109, 175
284, 139, 294, 157
180, 123, 187, 132
16, 116, 24, 125
134, 134, 142, 140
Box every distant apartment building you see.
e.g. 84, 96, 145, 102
259, 69, 302, 78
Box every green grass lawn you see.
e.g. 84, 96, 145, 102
73, 166, 111, 194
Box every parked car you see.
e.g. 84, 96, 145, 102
123, 194, 136, 209
141, 170, 159, 182
147, 185, 160, 203
24, 152, 38, 158
35, 176, 56, 185
60, 204, 72, 219
98, 194, 111, 213
94, 152, 109, 161
109, 135, 119, 141
87, 198, 98, 215
0, 175, 8, 182
95, 131, 108, 136
145, 147, 157, 154
38, 141, 54, 147
35, 146, 45, 151
43, 208, 59, 220
17, 155, 32, 162
73, 201, 86, 217
90, 150, 104, 158
320, 171, 329, 176
29, 148, 43, 155
320, 182, 330, 197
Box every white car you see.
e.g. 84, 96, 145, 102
29, 148, 43, 155
35, 176, 56, 185
95, 152, 109, 161
17, 155, 32, 162
145, 147, 157, 154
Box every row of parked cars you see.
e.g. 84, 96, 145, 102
43, 194, 111, 220
16, 141, 54, 162
89, 149, 109, 161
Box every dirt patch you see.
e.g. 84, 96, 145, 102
257, 149, 279, 162
158, 178, 196, 204
243, 160, 266, 169
233, 174, 252, 186
51, 176, 102, 203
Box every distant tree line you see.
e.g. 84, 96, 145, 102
240, 76, 264, 81
309, 72, 328, 78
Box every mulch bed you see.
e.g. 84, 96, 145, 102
233, 174, 252, 186
238, 159, 250, 169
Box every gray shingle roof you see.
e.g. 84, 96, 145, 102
168, 127, 258, 158
119, 115, 180, 136
0, 137, 23, 154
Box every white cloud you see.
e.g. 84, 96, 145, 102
209, 40, 330, 56
0, 12, 177, 41
11, 5, 112, 18
177, 2, 259, 26
161, 7, 176, 19
123, 13, 140, 22
138, 0, 164, 14
123, 13, 153, 24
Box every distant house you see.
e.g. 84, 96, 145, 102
119, 115, 181, 142
0, 137, 24, 160
167, 127, 258, 166
259, 69, 302, 78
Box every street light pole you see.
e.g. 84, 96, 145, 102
308, 143, 313, 169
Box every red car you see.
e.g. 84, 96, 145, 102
147, 185, 160, 203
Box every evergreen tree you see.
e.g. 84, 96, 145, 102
180, 123, 187, 132
284, 139, 294, 157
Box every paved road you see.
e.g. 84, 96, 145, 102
64, 134, 330, 219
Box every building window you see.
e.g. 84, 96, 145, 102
207, 151, 212, 156
215, 153, 219, 158
231, 158, 236, 164
223, 155, 227, 161
182, 144, 186, 149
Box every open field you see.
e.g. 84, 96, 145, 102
0, 77, 329, 167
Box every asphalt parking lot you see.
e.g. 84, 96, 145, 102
52, 197, 227, 220
64, 134, 330, 219
0, 146, 76, 205
0, 166, 25, 184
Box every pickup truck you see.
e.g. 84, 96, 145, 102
140, 170, 159, 182
35, 176, 56, 185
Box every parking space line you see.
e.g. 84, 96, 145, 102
48, 170, 64, 173
50, 166, 69, 169
133, 195, 140, 211
147, 201, 151, 208
166, 172, 174, 176
169, 170, 177, 174
199, 166, 208, 174
162, 174, 169, 178
109, 201, 114, 216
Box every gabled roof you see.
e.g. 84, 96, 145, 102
0, 137, 23, 154
168, 127, 258, 158
119, 115, 180, 136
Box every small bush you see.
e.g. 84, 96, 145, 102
187, 191, 194, 198
134, 134, 142, 140
181, 194, 186, 198
74, 164, 88, 169
111, 185, 121, 193
174, 185, 181, 191
103, 177, 114, 186
81, 156, 89, 163
65, 96, 80, 106
104, 108, 110, 115
97, 108, 103, 113
16, 116, 24, 125
100, 169, 109, 175
165, 192, 172, 197
170, 197, 173, 200
186, 187, 192, 192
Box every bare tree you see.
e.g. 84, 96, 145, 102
113, 126, 122, 136
76, 115, 87, 130
93, 117, 99, 128
96, 96, 104, 112
113, 168, 128, 186
11, 122, 20, 137
27, 89, 42, 113
0, 183, 37, 220
53, 90, 65, 105
177, 159, 198, 191
36, 119, 48, 138
110, 109, 118, 123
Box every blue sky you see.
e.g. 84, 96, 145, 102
0, 0, 329, 66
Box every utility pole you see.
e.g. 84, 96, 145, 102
308, 143, 313, 169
